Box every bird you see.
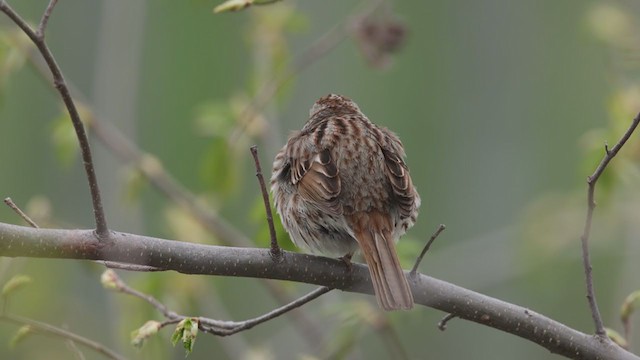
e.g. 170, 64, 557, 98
270, 94, 420, 311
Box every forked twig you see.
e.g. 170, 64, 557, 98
250, 145, 282, 260
0, 0, 109, 238
580, 112, 640, 337
36, 0, 58, 37
105, 269, 330, 336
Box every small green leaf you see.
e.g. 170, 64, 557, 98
100, 270, 122, 290
2, 275, 32, 298
605, 327, 628, 349
172, 318, 199, 355
621, 290, 640, 323
9, 325, 32, 349
131, 320, 161, 349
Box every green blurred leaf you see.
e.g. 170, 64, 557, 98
131, 320, 161, 349
9, 325, 32, 349
587, 4, 637, 48
122, 166, 147, 204
100, 269, 123, 290
164, 203, 216, 244
200, 138, 241, 196
194, 101, 235, 138
0, 29, 31, 91
51, 112, 79, 167
249, 195, 294, 250
605, 327, 628, 349
2, 274, 32, 298
171, 318, 199, 356
621, 290, 640, 323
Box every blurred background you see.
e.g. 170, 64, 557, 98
0, 0, 639, 359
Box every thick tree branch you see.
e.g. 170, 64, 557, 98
0, 222, 636, 360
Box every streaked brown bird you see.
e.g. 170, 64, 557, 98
271, 94, 420, 311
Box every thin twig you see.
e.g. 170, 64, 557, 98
0, 314, 126, 360
0, 1, 109, 238
200, 286, 332, 336
580, 112, 640, 337
438, 313, 456, 331
3, 198, 39, 228
65, 338, 87, 360
36, 0, 58, 37
250, 145, 282, 260
113, 276, 178, 320
410, 224, 446, 276
109, 268, 331, 336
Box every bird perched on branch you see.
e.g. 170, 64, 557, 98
271, 94, 420, 311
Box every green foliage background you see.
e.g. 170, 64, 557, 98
0, 0, 639, 359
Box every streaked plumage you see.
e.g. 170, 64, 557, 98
271, 94, 420, 311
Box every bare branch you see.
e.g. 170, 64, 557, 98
580, 112, 640, 337
0, 222, 636, 360
0, 1, 109, 237
250, 145, 282, 260
200, 286, 331, 336
0, 313, 125, 360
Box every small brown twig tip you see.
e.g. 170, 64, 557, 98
250, 146, 282, 260
3, 197, 39, 228
410, 224, 446, 276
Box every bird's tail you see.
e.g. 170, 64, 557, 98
352, 211, 413, 311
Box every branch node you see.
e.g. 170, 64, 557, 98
437, 313, 456, 331
37, 0, 59, 37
